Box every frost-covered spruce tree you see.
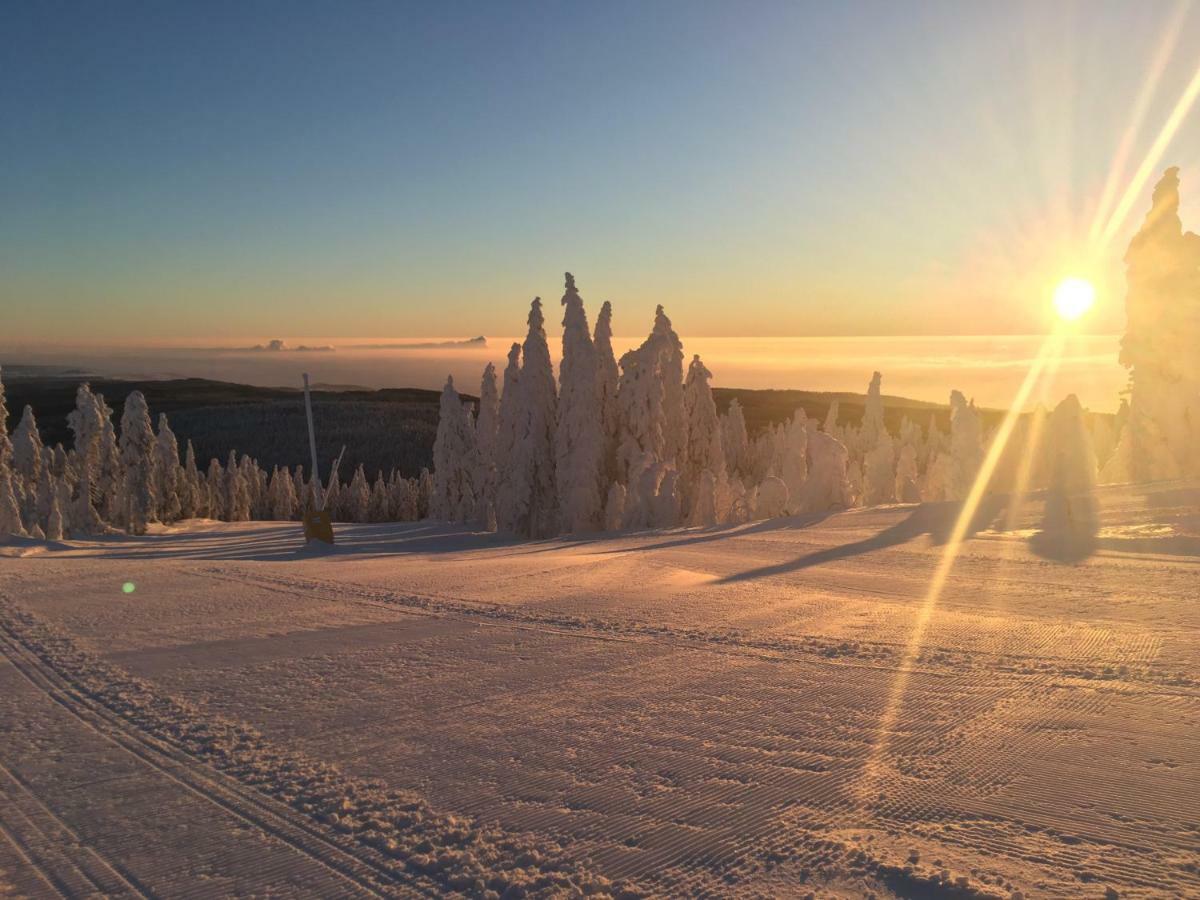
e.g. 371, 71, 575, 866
493, 343, 524, 531
12, 406, 43, 486
593, 301, 621, 483
502, 299, 559, 538
0, 469, 24, 539
96, 401, 123, 522
269, 466, 297, 520
67, 383, 104, 489
431, 376, 478, 522
720, 398, 749, 479
223, 451, 250, 522
36, 456, 56, 530
292, 465, 309, 513
179, 440, 201, 518
0, 368, 12, 474
779, 409, 809, 512
555, 273, 605, 533
347, 464, 371, 522
154, 414, 182, 523
799, 422, 853, 512
861, 372, 896, 506
45, 487, 64, 541
823, 400, 842, 442
949, 390, 984, 501
475, 362, 500, 523
652, 306, 686, 466
895, 443, 921, 502
368, 472, 389, 522
681, 355, 725, 522
117, 391, 158, 534
615, 326, 668, 486
205, 459, 225, 519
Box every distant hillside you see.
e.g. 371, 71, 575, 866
5, 374, 1035, 482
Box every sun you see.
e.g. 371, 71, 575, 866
1052, 277, 1096, 321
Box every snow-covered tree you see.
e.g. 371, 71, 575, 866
778, 410, 809, 511
180, 440, 202, 518
45, 487, 64, 541
431, 376, 478, 522
1116, 166, 1200, 480
475, 362, 500, 523
593, 301, 621, 482
117, 391, 158, 535
555, 273, 605, 533
0, 369, 12, 476
798, 424, 852, 512
204, 459, 224, 519
11, 406, 43, 486
0, 469, 24, 538
861, 372, 896, 506
949, 390, 984, 501
67, 384, 104, 488
368, 472, 389, 522
720, 398, 749, 478
269, 465, 298, 520
154, 414, 182, 522
223, 451, 250, 522
615, 327, 668, 485
680, 354, 724, 520
497, 299, 558, 538
653, 306, 686, 466
346, 464, 371, 523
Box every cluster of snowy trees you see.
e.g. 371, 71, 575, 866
430, 275, 969, 538
0, 372, 434, 541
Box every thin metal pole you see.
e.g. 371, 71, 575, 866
302, 373, 325, 511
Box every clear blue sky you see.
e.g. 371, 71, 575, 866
3, 1, 1199, 341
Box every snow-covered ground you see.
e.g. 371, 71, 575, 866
1, 481, 1197, 898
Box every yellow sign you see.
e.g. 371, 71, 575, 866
303, 508, 334, 545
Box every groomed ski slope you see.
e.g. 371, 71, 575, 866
0, 481, 1197, 898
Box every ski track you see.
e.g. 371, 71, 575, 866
0, 597, 636, 899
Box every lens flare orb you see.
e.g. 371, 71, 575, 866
1053, 277, 1096, 321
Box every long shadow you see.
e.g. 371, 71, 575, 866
1029, 488, 1099, 563
67, 521, 523, 562
586, 510, 841, 557
715, 495, 1011, 584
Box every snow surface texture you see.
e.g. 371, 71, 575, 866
1, 479, 1197, 897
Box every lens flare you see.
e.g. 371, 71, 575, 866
1052, 277, 1095, 321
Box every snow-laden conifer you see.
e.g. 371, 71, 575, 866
11, 406, 43, 485
949, 390, 984, 501
652, 306, 686, 466
555, 273, 605, 532
593, 301, 620, 482
681, 355, 724, 520
475, 362, 500, 521
499, 300, 558, 537
155, 414, 182, 522
117, 391, 158, 534
431, 376, 478, 522
720, 399, 749, 479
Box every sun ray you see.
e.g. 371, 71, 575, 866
1097, 56, 1200, 249
859, 328, 1065, 806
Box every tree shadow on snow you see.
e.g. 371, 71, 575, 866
715, 495, 1011, 584
1028, 488, 1099, 564
72, 521, 524, 562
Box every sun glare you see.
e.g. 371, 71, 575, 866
1052, 277, 1096, 322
